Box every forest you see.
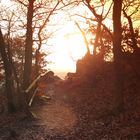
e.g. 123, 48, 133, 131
0, 0, 140, 139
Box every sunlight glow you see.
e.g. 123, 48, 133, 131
46, 22, 87, 76
65, 32, 87, 61
1, 0, 12, 6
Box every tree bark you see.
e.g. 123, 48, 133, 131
35, 48, 40, 78
0, 29, 15, 113
93, 20, 102, 58
23, 0, 35, 90
113, 0, 124, 112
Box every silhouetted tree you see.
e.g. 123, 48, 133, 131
23, 0, 35, 91
83, 0, 112, 60
112, 0, 124, 112
33, 0, 60, 78
0, 29, 15, 112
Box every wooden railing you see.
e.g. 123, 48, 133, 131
24, 71, 48, 106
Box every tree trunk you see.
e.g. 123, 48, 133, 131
75, 22, 90, 55
93, 20, 102, 58
23, 0, 35, 90
113, 0, 124, 113
21, 0, 35, 117
35, 49, 40, 78
0, 29, 16, 113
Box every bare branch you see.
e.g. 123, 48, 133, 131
13, 0, 28, 7
103, 2, 113, 20
72, 13, 113, 39
75, 21, 90, 54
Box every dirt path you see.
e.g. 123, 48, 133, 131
0, 82, 140, 139
32, 100, 77, 134
30, 83, 140, 139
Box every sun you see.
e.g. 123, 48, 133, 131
65, 32, 87, 61
47, 24, 87, 76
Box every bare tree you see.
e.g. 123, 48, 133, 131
112, 0, 124, 112
82, 0, 113, 59
75, 22, 90, 55
22, 0, 35, 90
14, 0, 63, 90
33, 0, 60, 78
0, 29, 15, 112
